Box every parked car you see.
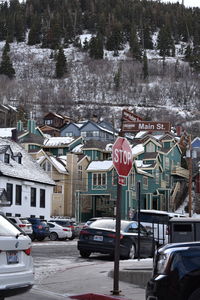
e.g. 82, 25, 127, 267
0, 212, 34, 299
78, 219, 154, 259
132, 209, 186, 246
47, 222, 72, 240
8, 217, 33, 237
146, 241, 200, 300
27, 218, 50, 241
48, 218, 77, 240
83, 217, 114, 228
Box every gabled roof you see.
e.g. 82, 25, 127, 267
87, 160, 113, 172
0, 145, 12, 155
192, 137, 200, 148
83, 140, 112, 151
0, 138, 54, 185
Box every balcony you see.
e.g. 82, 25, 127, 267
171, 166, 189, 179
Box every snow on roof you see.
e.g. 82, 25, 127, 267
72, 144, 83, 153
0, 138, 54, 185
43, 137, 74, 147
135, 160, 152, 168
50, 156, 68, 174
87, 160, 113, 171
0, 128, 15, 138
132, 144, 144, 156
105, 143, 113, 151
135, 131, 147, 138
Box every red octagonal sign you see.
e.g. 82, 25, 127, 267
112, 137, 133, 177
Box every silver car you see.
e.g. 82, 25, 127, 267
0, 213, 34, 299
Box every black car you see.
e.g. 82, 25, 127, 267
78, 219, 153, 259
146, 241, 200, 300
27, 218, 50, 241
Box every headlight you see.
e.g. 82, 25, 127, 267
156, 253, 170, 274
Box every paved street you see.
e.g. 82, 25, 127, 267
9, 239, 147, 300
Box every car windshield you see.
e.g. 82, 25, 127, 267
0, 215, 21, 236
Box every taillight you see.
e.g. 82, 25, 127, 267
80, 230, 89, 235
107, 233, 123, 239
63, 228, 69, 232
37, 225, 42, 229
23, 248, 31, 255
19, 224, 26, 228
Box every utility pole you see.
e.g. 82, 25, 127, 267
188, 134, 192, 217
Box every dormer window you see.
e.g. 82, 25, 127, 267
13, 152, 22, 164
4, 153, 10, 164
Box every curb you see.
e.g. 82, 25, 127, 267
108, 268, 152, 288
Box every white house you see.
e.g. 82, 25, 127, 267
0, 138, 55, 219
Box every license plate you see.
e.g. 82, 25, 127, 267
6, 251, 19, 264
94, 235, 103, 241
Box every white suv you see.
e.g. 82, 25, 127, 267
8, 217, 33, 237
0, 213, 34, 299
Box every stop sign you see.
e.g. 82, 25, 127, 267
112, 137, 133, 177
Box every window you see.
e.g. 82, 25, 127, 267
31, 187, 36, 207
65, 132, 73, 137
42, 161, 51, 172
4, 153, 10, 164
16, 185, 22, 205
53, 185, 62, 193
112, 170, 117, 186
58, 148, 64, 155
6, 183, 13, 205
40, 189, 45, 208
81, 131, 87, 137
15, 213, 20, 217
146, 142, 155, 152
155, 170, 160, 184
143, 177, 148, 189
45, 119, 53, 125
166, 157, 170, 169
92, 173, 106, 188
78, 165, 82, 180
93, 131, 99, 137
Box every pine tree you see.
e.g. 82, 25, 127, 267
142, 51, 148, 80
89, 34, 103, 59
0, 50, 15, 79
55, 47, 67, 78
129, 27, 142, 61
157, 26, 175, 57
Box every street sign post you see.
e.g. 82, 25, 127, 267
112, 136, 133, 296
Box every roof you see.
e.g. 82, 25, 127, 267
83, 140, 112, 151
87, 160, 113, 172
43, 136, 74, 147
0, 138, 55, 185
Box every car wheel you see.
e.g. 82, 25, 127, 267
49, 232, 58, 241
123, 240, 136, 259
37, 236, 45, 241
80, 250, 91, 258
188, 288, 200, 300
30, 233, 36, 241
69, 236, 75, 240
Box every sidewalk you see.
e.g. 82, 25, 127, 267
33, 259, 153, 300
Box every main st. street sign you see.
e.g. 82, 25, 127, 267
122, 121, 171, 132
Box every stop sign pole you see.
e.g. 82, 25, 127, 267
112, 136, 133, 295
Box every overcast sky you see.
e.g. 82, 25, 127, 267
160, 0, 200, 7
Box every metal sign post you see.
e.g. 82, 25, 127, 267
112, 136, 133, 295
136, 181, 141, 261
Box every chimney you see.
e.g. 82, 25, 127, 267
11, 129, 18, 142
176, 125, 182, 137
